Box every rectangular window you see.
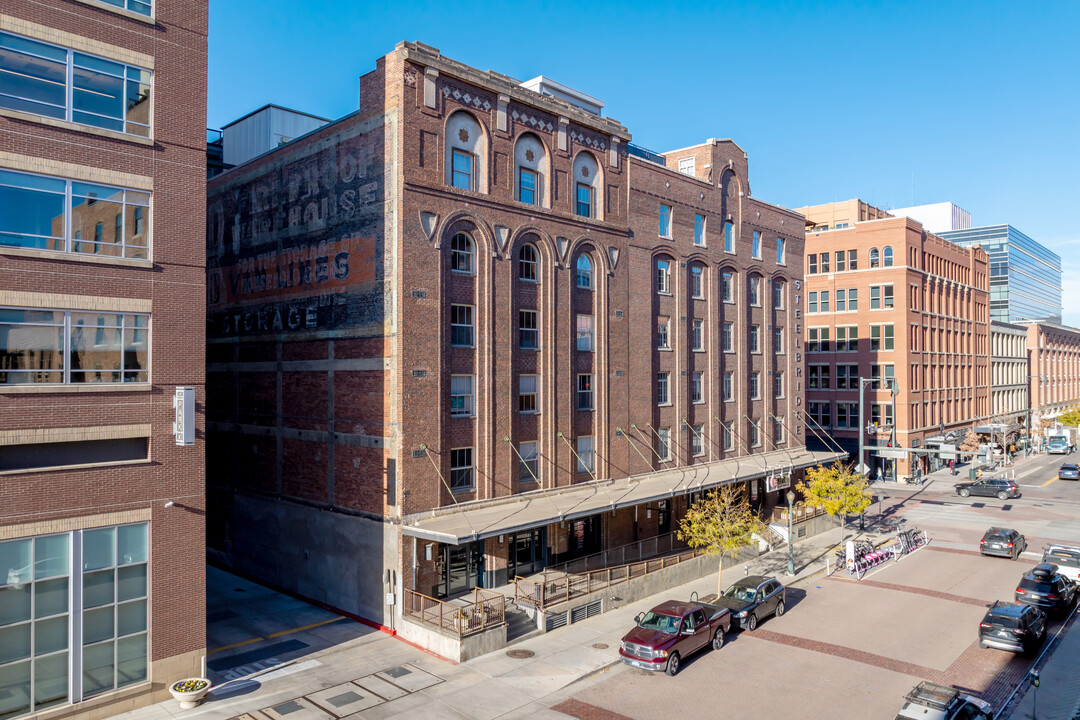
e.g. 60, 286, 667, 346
808, 401, 832, 428
749, 324, 760, 353
836, 289, 847, 312
808, 365, 831, 389
774, 371, 785, 398
691, 266, 704, 299
820, 290, 830, 313
772, 280, 784, 309
0, 32, 152, 137
835, 250, 845, 272
90, 0, 152, 16
847, 288, 858, 311
577, 374, 593, 411
450, 304, 474, 347
722, 372, 733, 402
694, 215, 705, 246
692, 319, 704, 351
691, 424, 704, 456
519, 441, 539, 482
808, 255, 818, 274
691, 372, 703, 403
870, 285, 894, 309
910, 285, 919, 311
678, 157, 695, 176
752, 231, 761, 259
657, 371, 670, 405
837, 364, 858, 389
450, 375, 474, 416
657, 427, 671, 460
871, 363, 895, 389
518, 168, 537, 205
836, 403, 851, 429
656, 259, 671, 294
750, 371, 760, 399
576, 436, 594, 474
808, 292, 817, 314
724, 221, 734, 252
776, 237, 786, 264
749, 419, 761, 447
773, 327, 784, 353
749, 276, 761, 306
519, 374, 538, 413
807, 327, 830, 353
818, 252, 829, 273
450, 447, 474, 489
722, 322, 733, 352
0, 169, 151, 258
519, 309, 538, 350
451, 149, 473, 190
0, 308, 148, 385
722, 421, 734, 451
657, 316, 670, 349
911, 324, 919, 352
848, 249, 858, 270
722, 272, 733, 302
774, 417, 785, 444
576, 314, 594, 351
883, 285, 894, 308
575, 183, 593, 217
871, 324, 894, 351
659, 204, 672, 238
871, 403, 894, 427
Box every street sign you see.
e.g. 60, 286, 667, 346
876, 449, 907, 459
855, 462, 870, 475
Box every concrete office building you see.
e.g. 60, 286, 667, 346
939, 225, 1062, 324
987, 320, 1029, 445
1024, 322, 1080, 432
796, 201, 991, 480
205, 42, 838, 649
0, 1, 208, 718
888, 201, 971, 234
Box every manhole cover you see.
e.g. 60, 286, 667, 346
506, 649, 535, 659
592, 643, 609, 650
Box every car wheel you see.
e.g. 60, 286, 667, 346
960, 489, 971, 497
712, 628, 725, 651
775, 600, 786, 618
747, 613, 758, 631
665, 652, 680, 676
998, 491, 1009, 500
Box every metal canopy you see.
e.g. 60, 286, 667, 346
401, 447, 845, 545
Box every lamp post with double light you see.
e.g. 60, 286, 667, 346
786, 490, 795, 576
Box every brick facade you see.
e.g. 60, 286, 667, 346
1025, 322, 1080, 432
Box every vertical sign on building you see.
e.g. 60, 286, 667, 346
174, 386, 195, 446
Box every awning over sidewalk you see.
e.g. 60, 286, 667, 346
401, 447, 845, 545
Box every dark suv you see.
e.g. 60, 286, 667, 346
980, 528, 1026, 559
955, 477, 1020, 500
1016, 563, 1078, 617
978, 601, 1046, 655
1059, 464, 1080, 481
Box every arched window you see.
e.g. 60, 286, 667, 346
883, 246, 894, 267
869, 247, 880, 268
576, 254, 593, 289
445, 111, 486, 192
519, 243, 538, 281
451, 232, 474, 274
515, 133, 548, 207
572, 151, 601, 219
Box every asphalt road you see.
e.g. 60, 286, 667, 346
553, 452, 1080, 720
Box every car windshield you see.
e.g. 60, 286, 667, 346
1046, 552, 1080, 565
722, 585, 757, 602
638, 611, 680, 634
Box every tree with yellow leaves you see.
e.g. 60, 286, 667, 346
797, 461, 873, 549
677, 485, 765, 596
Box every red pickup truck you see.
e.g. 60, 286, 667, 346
619, 597, 731, 676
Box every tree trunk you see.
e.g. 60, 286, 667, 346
839, 513, 846, 551
717, 558, 723, 597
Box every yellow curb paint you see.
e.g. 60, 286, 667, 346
207, 616, 344, 655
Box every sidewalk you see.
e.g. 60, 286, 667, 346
1004, 608, 1080, 719
115, 528, 854, 720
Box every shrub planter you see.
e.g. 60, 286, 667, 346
169, 678, 211, 709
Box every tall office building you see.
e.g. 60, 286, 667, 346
888, 201, 971, 234
0, 1, 208, 718
939, 225, 1062, 324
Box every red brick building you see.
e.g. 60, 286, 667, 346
0, 1, 207, 718
1025, 321, 1080, 435
796, 202, 991, 479
206, 42, 836, 638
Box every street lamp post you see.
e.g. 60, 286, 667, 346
786, 490, 796, 576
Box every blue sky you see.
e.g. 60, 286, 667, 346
209, 0, 1078, 325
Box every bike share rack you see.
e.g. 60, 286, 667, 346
827, 528, 932, 580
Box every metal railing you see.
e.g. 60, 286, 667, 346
402, 587, 506, 638
627, 143, 666, 166
771, 502, 828, 523
514, 546, 705, 610
544, 531, 690, 577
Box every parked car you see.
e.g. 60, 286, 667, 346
1059, 463, 1080, 480
980, 527, 1027, 560
894, 681, 991, 720
1015, 562, 1078, 617
619, 598, 731, 676
978, 601, 1046, 655
711, 576, 786, 631
1043, 544, 1080, 583
955, 477, 1020, 500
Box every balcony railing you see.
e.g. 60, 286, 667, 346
771, 502, 828, 523
402, 587, 505, 638
544, 531, 689, 577
627, 143, 666, 166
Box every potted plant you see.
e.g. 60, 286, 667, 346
169, 678, 211, 709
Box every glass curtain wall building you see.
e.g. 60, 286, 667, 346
940, 225, 1062, 324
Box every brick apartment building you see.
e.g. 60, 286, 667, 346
796, 201, 990, 480
205, 41, 838, 637
1025, 322, 1080, 434
0, 2, 207, 719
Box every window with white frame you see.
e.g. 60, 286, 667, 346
808, 365, 831, 389
870, 284, 894, 310
576, 254, 593, 289
773, 326, 784, 353
576, 314, 594, 351
446, 113, 483, 191
752, 231, 761, 259
808, 254, 818, 274
819, 252, 830, 273
0, 32, 152, 137
451, 149, 474, 190
690, 265, 704, 299
883, 246, 894, 267
847, 288, 858, 311
678, 157, 695, 176
519, 309, 538, 350
776, 237, 786, 264
519, 441, 538, 482
722, 322, 733, 352
656, 258, 671, 294
691, 372, 703, 403
836, 289, 847, 312
577, 374, 594, 411
722, 371, 733, 401
450, 447, 474, 489
519, 244, 538, 281
519, 167, 538, 205
694, 215, 705, 246
450, 304, 474, 347
691, 424, 704, 456
807, 327, 830, 352
657, 316, 670, 349
848, 249, 858, 270
576, 435, 594, 474
722, 421, 734, 451
450, 232, 474, 273
774, 371, 785, 398
450, 374, 474, 416
724, 221, 734, 252
657, 427, 671, 460
692, 319, 704, 351
0, 308, 148, 385
576, 183, 593, 218
657, 371, 670, 405
869, 247, 880, 268
0, 170, 150, 258
722, 271, 734, 302
91, 0, 152, 16
518, 374, 538, 413
749, 324, 761, 353
819, 290, 830, 312
659, 205, 672, 238
835, 250, 846, 272
808, 291, 818, 314
772, 280, 785, 309
750, 371, 761, 399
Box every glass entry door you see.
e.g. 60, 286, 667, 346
436, 541, 482, 599
509, 528, 545, 578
